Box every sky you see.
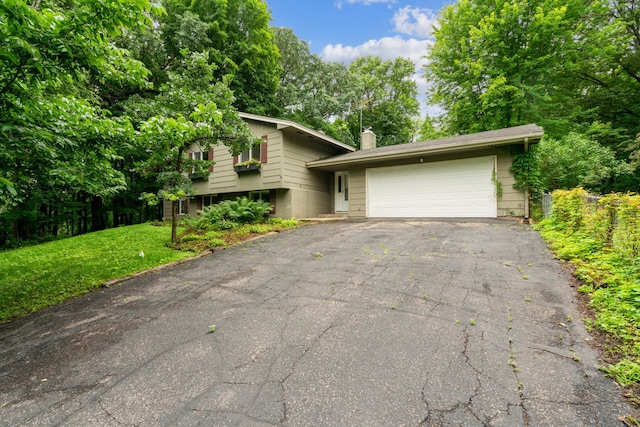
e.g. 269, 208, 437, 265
265, 0, 453, 116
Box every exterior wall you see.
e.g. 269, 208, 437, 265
203, 120, 285, 194
495, 150, 525, 217
172, 118, 345, 220
290, 188, 331, 218
344, 147, 526, 219
281, 130, 336, 193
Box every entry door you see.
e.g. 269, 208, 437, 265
335, 171, 349, 212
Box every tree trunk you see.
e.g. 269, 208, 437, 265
171, 199, 178, 242
91, 196, 106, 232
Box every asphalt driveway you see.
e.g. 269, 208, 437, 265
0, 220, 633, 426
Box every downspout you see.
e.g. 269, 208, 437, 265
523, 137, 530, 220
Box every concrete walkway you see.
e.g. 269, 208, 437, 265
0, 220, 633, 426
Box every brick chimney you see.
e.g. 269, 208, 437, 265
361, 128, 376, 150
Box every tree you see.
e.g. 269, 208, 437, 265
418, 116, 447, 141
538, 132, 634, 193
133, 53, 258, 241
425, 0, 586, 136
0, 0, 154, 242
273, 27, 357, 135
346, 57, 420, 147
161, 0, 280, 115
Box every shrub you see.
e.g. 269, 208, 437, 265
195, 197, 272, 230
550, 188, 589, 232
537, 188, 640, 387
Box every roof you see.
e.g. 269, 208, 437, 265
307, 123, 544, 170
239, 112, 355, 153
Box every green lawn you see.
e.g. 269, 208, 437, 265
0, 223, 195, 323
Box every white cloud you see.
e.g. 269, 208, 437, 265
335, 0, 397, 9
322, 36, 428, 69
392, 6, 438, 39
322, 37, 437, 117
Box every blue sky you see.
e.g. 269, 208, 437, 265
266, 0, 452, 116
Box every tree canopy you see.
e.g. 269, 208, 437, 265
425, 0, 639, 192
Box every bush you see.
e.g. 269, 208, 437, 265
194, 197, 272, 230
536, 188, 640, 387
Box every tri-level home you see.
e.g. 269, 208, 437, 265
168, 112, 544, 220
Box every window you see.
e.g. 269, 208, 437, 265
178, 199, 188, 215
238, 143, 262, 163
202, 195, 217, 207
189, 151, 211, 175
192, 151, 209, 161
249, 190, 275, 214
249, 190, 270, 202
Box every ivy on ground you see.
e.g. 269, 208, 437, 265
536, 188, 640, 389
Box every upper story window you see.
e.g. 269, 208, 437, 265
236, 135, 268, 165
238, 143, 262, 163
189, 149, 214, 175
192, 151, 209, 161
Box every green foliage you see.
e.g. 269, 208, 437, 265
510, 145, 542, 198
162, 0, 280, 115
601, 360, 640, 387
426, 0, 583, 135
173, 216, 300, 252
536, 189, 640, 386
418, 116, 447, 141
195, 197, 272, 230
0, 223, 194, 322
0, 0, 154, 227
347, 57, 420, 147
538, 132, 635, 193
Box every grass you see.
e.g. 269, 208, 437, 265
0, 218, 302, 323
0, 223, 196, 323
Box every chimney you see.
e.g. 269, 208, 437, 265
361, 128, 376, 150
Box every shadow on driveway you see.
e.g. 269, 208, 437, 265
0, 220, 632, 426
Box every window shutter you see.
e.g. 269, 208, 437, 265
233, 155, 239, 166
260, 135, 268, 163
269, 189, 276, 214
184, 199, 189, 215
188, 152, 194, 174
209, 149, 215, 172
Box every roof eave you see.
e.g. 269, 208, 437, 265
307, 132, 543, 170
238, 112, 355, 153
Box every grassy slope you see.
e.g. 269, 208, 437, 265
0, 224, 195, 322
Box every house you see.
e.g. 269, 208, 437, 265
167, 112, 355, 219
170, 112, 544, 220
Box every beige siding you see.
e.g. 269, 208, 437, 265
496, 150, 525, 217
282, 136, 334, 193
290, 188, 331, 218
275, 189, 292, 218
202, 120, 286, 194
344, 147, 526, 219
347, 167, 367, 220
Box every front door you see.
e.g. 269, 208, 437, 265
335, 171, 349, 212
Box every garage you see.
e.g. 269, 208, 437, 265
366, 156, 497, 218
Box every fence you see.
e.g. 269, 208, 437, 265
542, 192, 602, 218
543, 188, 639, 259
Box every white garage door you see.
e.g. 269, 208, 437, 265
367, 156, 497, 218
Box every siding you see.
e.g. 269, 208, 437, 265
282, 132, 335, 193
203, 120, 285, 194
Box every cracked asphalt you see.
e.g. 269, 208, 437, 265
0, 219, 633, 426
